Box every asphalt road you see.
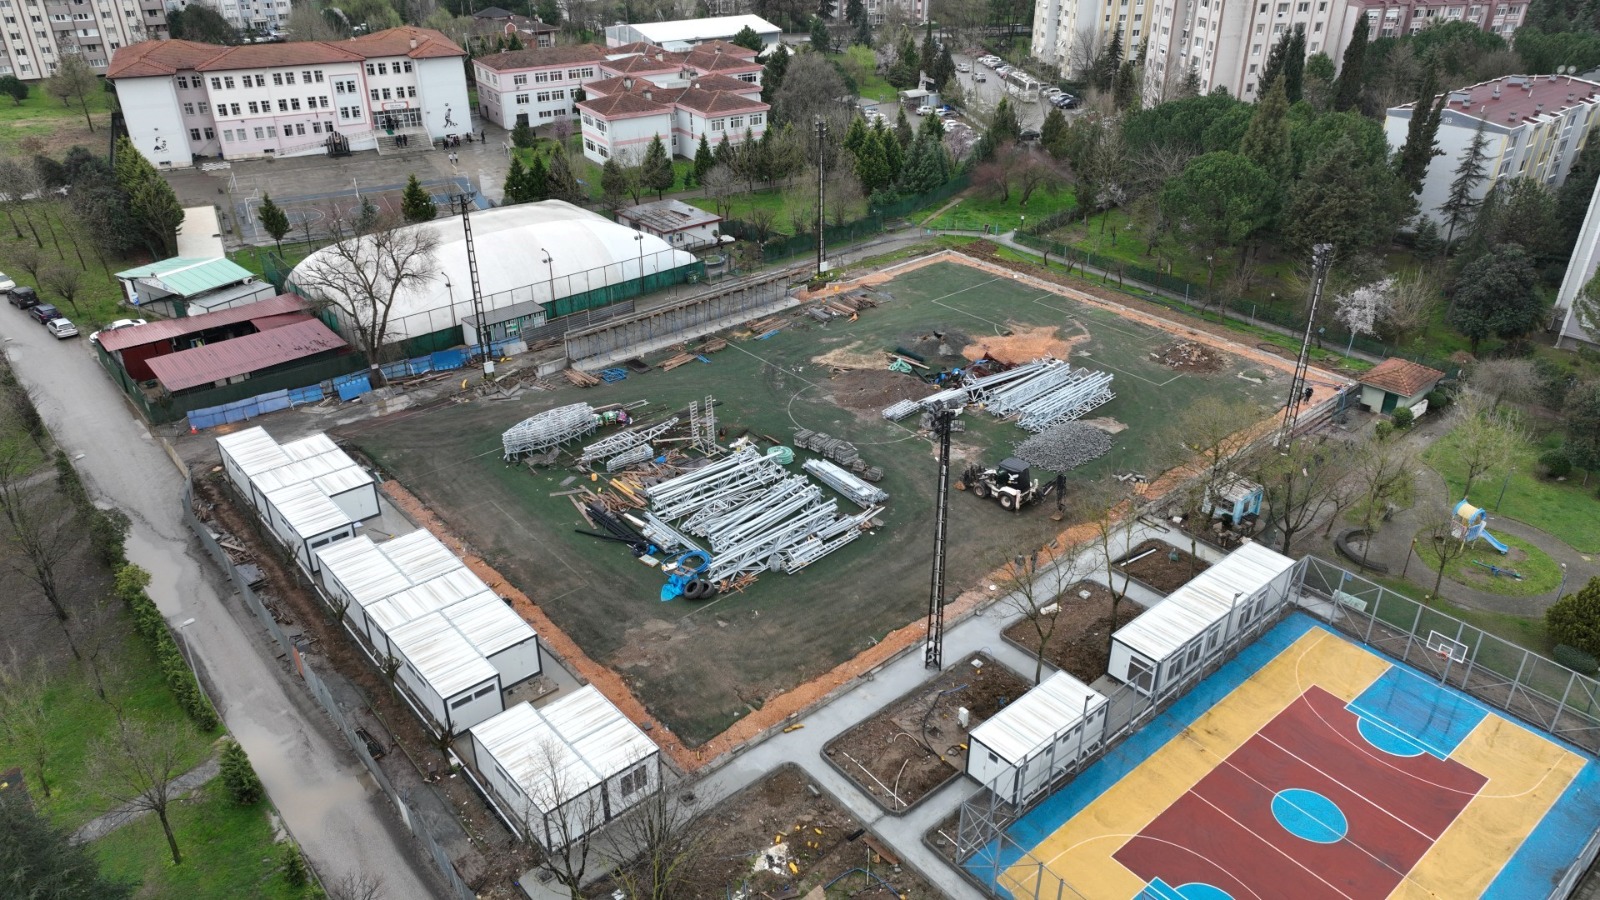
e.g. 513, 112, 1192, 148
951, 52, 1053, 131
0, 313, 440, 899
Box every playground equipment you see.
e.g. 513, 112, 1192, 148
1452, 500, 1510, 555
1472, 559, 1524, 580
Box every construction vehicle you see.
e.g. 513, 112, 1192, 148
958, 458, 1060, 512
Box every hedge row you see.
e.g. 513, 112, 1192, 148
114, 563, 219, 731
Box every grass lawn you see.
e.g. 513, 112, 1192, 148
1368, 572, 1551, 652
229, 240, 316, 282
926, 186, 1075, 232
92, 781, 309, 900
514, 140, 696, 204
0, 226, 143, 330
0, 626, 220, 830
0, 87, 114, 157
1423, 423, 1600, 554
1415, 529, 1564, 597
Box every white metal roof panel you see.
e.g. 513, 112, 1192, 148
628, 15, 778, 43
389, 611, 498, 698
264, 481, 351, 538
444, 592, 536, 657
282, 433, 340, 461
251, 449, 346, 494
1114, 542, 1296, 663
968, 671, 1106, 765
315, 464, 375, 496
367, 568, 491, 633
471, 687, 655, 809
217, 426, 291, 477
316, 536, 415, 606
379, 530, 464, 582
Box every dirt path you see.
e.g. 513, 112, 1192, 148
71, 752, 220, 844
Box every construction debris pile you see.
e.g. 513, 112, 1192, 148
892, 357, 1113, 434
1153, 340, 1222, 373
1012, 422, 1113, 472
502, 403, 600, 460
640, 447, 884, 583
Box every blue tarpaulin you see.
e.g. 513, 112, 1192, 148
335, 374, 372, 401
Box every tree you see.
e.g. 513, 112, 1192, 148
287, 0, 344, 40
257, 193, 291, 255
894, 106, 913, 149
700, 164, 738, 218
1334, 16, 1369, 111
1093, 30, 1123, 92
0, 788, 134, 898
727, 24, 762, 53
1253, 435, 1349, 556
326, 872, 387, 900
1239, 78, 1292, 182
810, 15, 830, 52
1258, 29, 1292, 95
1159, 151, 1276, 262
399, 174, 436, 224
515, 739, 625, 898
605, 787, 711, 900
46, 53, 99, 133
167, 3, 240, 43
600, 157, 633, 209
1548, 576, 1600, 658
1450, 395, 1522, 499
996, 549, 1089, 684
1471, 358, 1540, 411
0, 656, 56, 798
114, 137, 183, 258
1394, 68, 1444, 196
1351, 431, 1416, 569
762, 43, 790, 105
291, 209, 439, 362
1301, 52, 1337, 110
43, 265, 81, 313
544, 150, 582, 203
1421, 498, 1473, 600
642, 134, 674, 199
1077, 477, 1142, 658
1283, 25, 1307, 103
1565, 380, 1600, 482
852, 129, 892, 196
1449, 244, 1542, 352
1040, 106, 1069, 158
1175, 396, 1261, 559
0, 453, 92, 659
511, 120, 536, 149
1287, 138, 1408, 260
87, 719, 198, 865
1440, 116, 1490, 246
1113, 59, 1139, 111
1378, 270, 1439, 345
692, 134, 715, 188
0, 74, 27, 105
989, 96, 1021, 146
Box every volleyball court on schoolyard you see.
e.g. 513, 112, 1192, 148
961, 610, 1600, 900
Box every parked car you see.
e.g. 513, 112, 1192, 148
89, 318, 148, 345
8, 286, 38, 309
974, 73, 987, 82
1058, 94, 1079, 108
1019, 128, 1042, 142
28, 303, 60, 324
46, 318, 78, 339
956, 62, 971, 73
916, 105, 934, 115
0, 271, 13, 294
1045, 87, 1064, 97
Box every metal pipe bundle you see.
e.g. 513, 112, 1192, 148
881, 399, 922, 421
802, 459, 890, 508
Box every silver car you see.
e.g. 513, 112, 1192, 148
46, 317, 79, 339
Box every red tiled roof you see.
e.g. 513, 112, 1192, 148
476, 43, 605, 72
582, 75, 636, 97
347, 26, 465, 60
98, 294, 307, 352
606, 41, 660, 56
1360, 358, 1445, 397
686, 52, 762, 74
579, 91, 668, 118
195, 42, 366, 72
600, 53, 684, 76
147, 318, 347, 392
674, 86, 767, 115
687, 39, 758, 59
684, 73, 759, 94
1394, 74, 1600, 126
107, 40, 228, 78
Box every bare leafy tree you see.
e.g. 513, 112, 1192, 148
86, 718, 198, 865
0, 158, 44, 247
1421, 499, 1471, 600
1252, 435, 1351, 556
45, 52, 98, 132
1064, 24, 1105, 81
517, 738, 609, 899
0, 653, 56, 797
1076, 477, 1143, 657
42, 265, 81, 313
292, 208, 439, 367
1470, 358, 1540, 411
699, 164, 737, 219
997, 545, 1091, 684
1378, 270, 1439, 346
1448, 394, 1522, 499
1175, 396, 1264, 556
825, 169, 861, 226
0, 461, 92, 658
746, 206, 777, 242
1015, 152, 1065, 207
605, 786, 710, 900
1351, 432, 1417, 569
325, 871, 386, 900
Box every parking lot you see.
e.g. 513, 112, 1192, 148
951, 51, 1060, 132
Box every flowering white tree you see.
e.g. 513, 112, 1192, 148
1333, 276, 1394, 338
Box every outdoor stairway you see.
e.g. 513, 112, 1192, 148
375, 127, 431, 156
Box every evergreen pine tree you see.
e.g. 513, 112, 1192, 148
601, 157, 631, 208
1441, 116, 1491, 247
880, 121, 904, 184
0, 792, 135, 898
854, 129, 892, 196
527, 155, 550, 201
762, 45, 789, 104
1040, 106, 1069, 157
1333, 15, 1368, 112
844, 115, 870, 156
220, 739, 264, 805
1283, 25, 1307, 103
855, 13, 872, 48
1239, 77, 1292, 182
1395, 68, 1444, 196
1095, 32, 1123, 92
715, 133, 734, 167
503, 156, 530, 204
511, 120, 536, 148
1258, 30, 1292, 96
1114, 59, 1138, 110
643, 133, 674, 198
257, 193, 291, 255
990, 96, 1020, 145
400, 173, 437, 223
810, 16, 830, 53
895, 106, 913, 149
545, 150, 582, 203
693, 134, 716, 187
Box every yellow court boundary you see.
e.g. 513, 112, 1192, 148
1003, 628, 1586, 900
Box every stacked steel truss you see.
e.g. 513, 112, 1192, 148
965, 358, 1115, 433
802, 458, 889, 508
502, 403, 597, 460
881, 399, 922, 421
577, 417, 679, 465
641, 447, 882, 582
605, 444, 654, 471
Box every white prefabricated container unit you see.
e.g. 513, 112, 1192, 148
260, 481, 357, 573
1108, 541, 1298, 697
388, 610, 504, 736
281, 433, 339, 461
466, 687, 660, 850
378, 529, 466, 583
965, 671, 1109, 807
216, 426, 291, 505
248, 444, 380, 524
364, 567, 490, 660
443, 593, 541, 688
315, 535, 416, 632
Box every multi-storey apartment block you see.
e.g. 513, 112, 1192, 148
0, 0, 168, 81
107, 26, 468, 168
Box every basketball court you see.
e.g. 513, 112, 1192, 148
968, 614, 1600, 899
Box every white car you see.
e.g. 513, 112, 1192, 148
46, 318, 78, 339
0, 271, 13, 294
88, 317, 147, 345
1045, 87, 1064, 97
956, 62, 971, 73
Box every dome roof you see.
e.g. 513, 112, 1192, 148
289, 200, 696, 341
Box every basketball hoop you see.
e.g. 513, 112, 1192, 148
1437, 647, 1452, 663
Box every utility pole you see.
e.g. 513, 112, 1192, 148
815, 116, 827, 278
1278, 242, 1333, 449
924, 401, 957, 669
452, 193, 492, 379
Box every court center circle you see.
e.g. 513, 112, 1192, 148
1271, 788, 1348, 843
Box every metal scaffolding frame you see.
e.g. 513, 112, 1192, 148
501, 403, 597, 460
577, 417, 679, 465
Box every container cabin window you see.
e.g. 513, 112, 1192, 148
618, 764, 649, 796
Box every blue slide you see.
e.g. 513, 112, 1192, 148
1478, 530, 1510, 554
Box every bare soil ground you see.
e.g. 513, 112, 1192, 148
1003, 581, 1146, 682
1116, 538, 1211, 594
825, 368, 936, 412
192, 475, 533, 898
825, 653, 1032, 811
1154, 340, 1223, 373
589, 765, 942, 900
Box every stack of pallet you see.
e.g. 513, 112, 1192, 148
564, 368, 601, 387
820, 293, 870, 317
659, 352, 699, 371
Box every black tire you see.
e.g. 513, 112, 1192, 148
684, 579, 712, 600
973, 482, 990, 500
999, 492, 1016, 511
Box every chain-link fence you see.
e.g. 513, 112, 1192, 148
182, 479, 476, 900
722, 174, 973, 264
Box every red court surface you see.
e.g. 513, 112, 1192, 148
1113, 687, 1487, 900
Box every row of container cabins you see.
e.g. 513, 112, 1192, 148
214, 426, 661, 850
964, 541, 1298, 807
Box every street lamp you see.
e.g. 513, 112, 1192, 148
1205, 254, 1215, 297
541, 251, 554, 305
1558, 562, 1570, 600
633, 231, 645, 287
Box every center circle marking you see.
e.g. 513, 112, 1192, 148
1271, 788, 1348, 843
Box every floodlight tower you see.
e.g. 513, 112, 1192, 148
452, 192, 491, 379
924, 400, 958, 669
1278, 242, 1334, 449
815, 117, 828, 278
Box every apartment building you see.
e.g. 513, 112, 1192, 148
1387, 74, 1600, 227
577, 71, 768, 163
475, 38, 762, 131
108, 26, 468, 168
0, 0, 168, 81
208, 0, 287, 34
1358, 0, 1525, 40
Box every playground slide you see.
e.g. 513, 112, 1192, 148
1479, 531, 1510, 554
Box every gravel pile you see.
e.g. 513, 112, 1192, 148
1013, 422, 1113, 472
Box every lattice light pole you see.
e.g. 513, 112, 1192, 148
1278, 243, 1334, 450
452, 193, 491, 379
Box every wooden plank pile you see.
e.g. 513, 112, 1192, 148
564, 368, 601, 387
659, 352, 698, 371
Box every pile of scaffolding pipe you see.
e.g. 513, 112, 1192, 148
1016, 370, 1115, 432
882, 399, 922, 421
706, 500, 839, 581
502, 403, 598, 460
685, 476, 811, 538
579, 417, 679, 465
640, 512, 702, 555
606, 443, 654, 471
782, 506, 880, 573
979, 359, 1075, 417
645, 448, 786, 521
802, 458, 890, 508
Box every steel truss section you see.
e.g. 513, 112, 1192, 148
502, 403, 597, 460
802, 459, 890, 508
578, 417, 679, 465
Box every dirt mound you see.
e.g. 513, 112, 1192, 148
828, 368, 935, 411
812, 340, 887, 371
961, 324, 1084, 364
896, 327, 973, 364
1154, 340, 1223, 373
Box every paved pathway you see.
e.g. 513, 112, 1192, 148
71, 754, 220, 844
